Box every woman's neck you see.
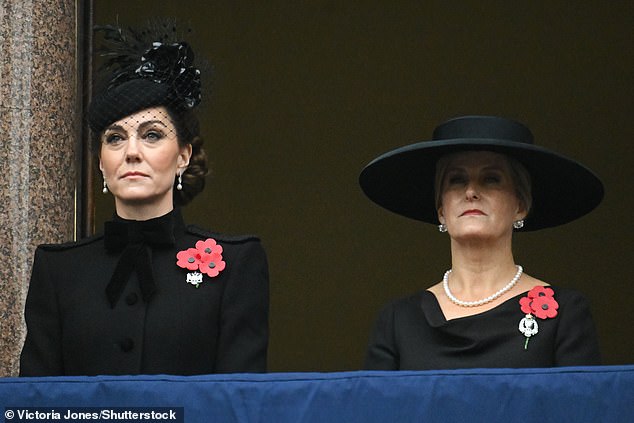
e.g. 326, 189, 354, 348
114, 200, 174, 221
446, 236, 518, 299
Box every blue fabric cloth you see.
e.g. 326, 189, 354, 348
3, 366, 633, 423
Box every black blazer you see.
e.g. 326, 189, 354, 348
20, 210, 269, 376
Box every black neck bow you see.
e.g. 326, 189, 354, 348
103, 212, 176, 308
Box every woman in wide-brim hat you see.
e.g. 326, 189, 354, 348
360, 115, 603, 370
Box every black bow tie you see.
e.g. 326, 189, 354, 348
104, 215, 176, 252
103, 212, 176, 308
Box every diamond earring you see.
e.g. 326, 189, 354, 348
513, 220, 524, 229
438, 223, 447, 233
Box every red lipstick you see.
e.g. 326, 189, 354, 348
121, 171, 148, 178
461, 209, 486, 216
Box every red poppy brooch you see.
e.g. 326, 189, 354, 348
518, 286, 559, 349
176, 238, 226, 287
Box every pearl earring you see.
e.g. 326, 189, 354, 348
176, 170, 183, 191
102, 178, 108, 194
438, 223, 447, 233
513, 220, 525, 229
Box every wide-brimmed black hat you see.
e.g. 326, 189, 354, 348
359, 115, 604, 231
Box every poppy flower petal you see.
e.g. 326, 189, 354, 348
519, 297, 533, 314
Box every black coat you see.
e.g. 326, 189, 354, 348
20, 210, 269, 376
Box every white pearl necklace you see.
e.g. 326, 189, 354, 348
443, 265, 523, 307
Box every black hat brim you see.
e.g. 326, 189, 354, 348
359, 138, 604, 231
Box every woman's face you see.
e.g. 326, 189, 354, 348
437, 151, 526, 241
99, 106, 192, 217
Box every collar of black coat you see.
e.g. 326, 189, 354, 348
103, 208, 182, 308
104, 209, 182, 252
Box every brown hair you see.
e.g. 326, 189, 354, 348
166, 107, 209, 206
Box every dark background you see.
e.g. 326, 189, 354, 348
91, 1, 633, 370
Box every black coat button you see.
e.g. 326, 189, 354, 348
125, 293, 139, 305
120, 338, 134, 352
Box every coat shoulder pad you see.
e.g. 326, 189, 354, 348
186, 225, 261, 245
38, 234, 104, 251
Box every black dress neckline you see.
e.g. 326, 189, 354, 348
421, 289, 534, 327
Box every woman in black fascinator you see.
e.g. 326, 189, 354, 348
20, 21, 269, 376
359, 115, 603, 370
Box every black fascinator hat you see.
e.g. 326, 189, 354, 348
88, 21, 202, 136
359, 115, 604, 231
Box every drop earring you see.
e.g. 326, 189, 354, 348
176, 170, 183, 191
102, 177, 108, 194
438, 223, 447, 233
513, 219, 524, 229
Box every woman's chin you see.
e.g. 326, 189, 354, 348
450, 226, 509, 242
113, 191, 170, 207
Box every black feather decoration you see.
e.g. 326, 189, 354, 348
92, 18, 201, 109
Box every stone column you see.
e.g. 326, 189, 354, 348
0, 0, 79, 376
